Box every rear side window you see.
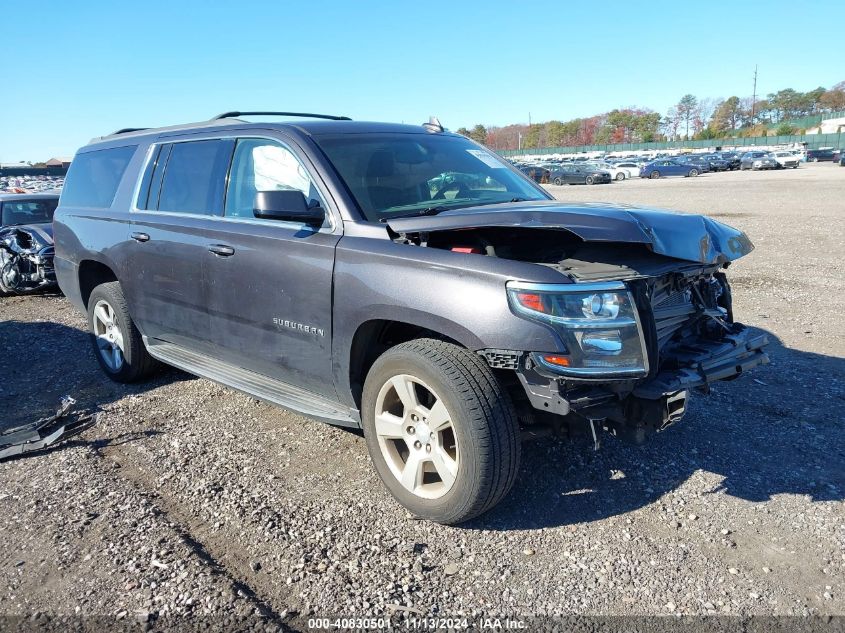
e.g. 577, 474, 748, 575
61, 145, 137, 208
156, 140, 231, 214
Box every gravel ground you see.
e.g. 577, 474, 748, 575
0, 163, 843, 629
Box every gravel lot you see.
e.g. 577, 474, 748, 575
1, 163, 843, 629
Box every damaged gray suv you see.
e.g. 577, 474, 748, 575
54, 112, 768, 524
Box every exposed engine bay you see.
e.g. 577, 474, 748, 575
392, 223, 769, 444
0, 225, 56, 294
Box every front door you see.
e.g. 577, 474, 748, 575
203, 136, 341, 399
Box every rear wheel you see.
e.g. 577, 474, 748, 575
87, 282, 159, 383
615, 172, 625, 181
585, 176, 594, 185
553, 177, 563, 186
362, 339, 520, 525
650, 170, 660, 179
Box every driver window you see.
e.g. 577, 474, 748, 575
225, 139, 325, 219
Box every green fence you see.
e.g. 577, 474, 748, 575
769, 110, 845, 131
497, 132, 845, 157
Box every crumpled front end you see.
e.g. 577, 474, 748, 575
0, 225, 57, 294
485, 267, 769, 444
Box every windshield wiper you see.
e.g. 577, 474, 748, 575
379, 198, 535, 222
380, 205, 461, 221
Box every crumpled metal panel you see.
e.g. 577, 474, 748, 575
0, 396, 97, 460
387, 201, 754, 265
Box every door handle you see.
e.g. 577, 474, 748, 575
208, 244, 235, 257
130, 232, 150, 243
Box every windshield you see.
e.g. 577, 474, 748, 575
1, 199, 57, 226
313, 133, 549, 221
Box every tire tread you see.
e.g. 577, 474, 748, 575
88, 281, 159, 382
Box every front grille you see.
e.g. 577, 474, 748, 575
649, 276, 697, 351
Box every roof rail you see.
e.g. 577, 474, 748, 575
211, 111, 351, 121
111, 127, 150, 135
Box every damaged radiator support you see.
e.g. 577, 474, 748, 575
0, 396, 98, 460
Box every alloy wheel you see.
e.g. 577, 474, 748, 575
92, 299, 125, 371
373, 374, 459, 500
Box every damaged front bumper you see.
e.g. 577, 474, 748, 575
632, 326, 769, 399
483, 322, 769, 444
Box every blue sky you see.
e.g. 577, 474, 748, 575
1, 0, 841, 161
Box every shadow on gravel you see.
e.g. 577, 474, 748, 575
0, 319, 193, 433
470, 328, 845, 531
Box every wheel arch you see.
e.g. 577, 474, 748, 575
78, 259, 119, 310
347, 317, 473, 410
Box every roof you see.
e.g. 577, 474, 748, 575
0, 192, 61, 202
87, 117, 453, 148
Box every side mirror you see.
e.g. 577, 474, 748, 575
253, 190, 324, 225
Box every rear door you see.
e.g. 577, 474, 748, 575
202, 135, 341, 398
665, 161, 683, 176
127, 138, 233, 354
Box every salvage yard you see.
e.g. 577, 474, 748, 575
1, 164, 843, 627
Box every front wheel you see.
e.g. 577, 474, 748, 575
650, 171, 660, 179
615, 172, 625, 181
688, 168, 699, 177
87, 281, 159, 383
553, 177, 563, 186
362, 339, 520, 525
585, 176, 594, 185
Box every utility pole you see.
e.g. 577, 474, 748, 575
750, 65, 758, 124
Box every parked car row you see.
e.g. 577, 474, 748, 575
512, 143, 845, 183
1, 175, 65, 194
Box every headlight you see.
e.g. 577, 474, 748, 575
506, 281, 649, 377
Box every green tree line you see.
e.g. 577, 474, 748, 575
457, 81, 845, 150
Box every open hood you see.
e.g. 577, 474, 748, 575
387, 201, 753, 265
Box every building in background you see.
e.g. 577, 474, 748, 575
45, 157, 73, 168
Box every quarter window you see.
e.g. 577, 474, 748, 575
61, 145, 137, 209
225, 139, 324, 219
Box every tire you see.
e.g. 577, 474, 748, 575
688, 168, 699, 177
812, 157, 819, 162
650, 171, 660, 179
87, 281, 159, 383
615, 172, 625, 181
585, 176, 594, 185
553, 177, 563, 186
361, 339, 520, 525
